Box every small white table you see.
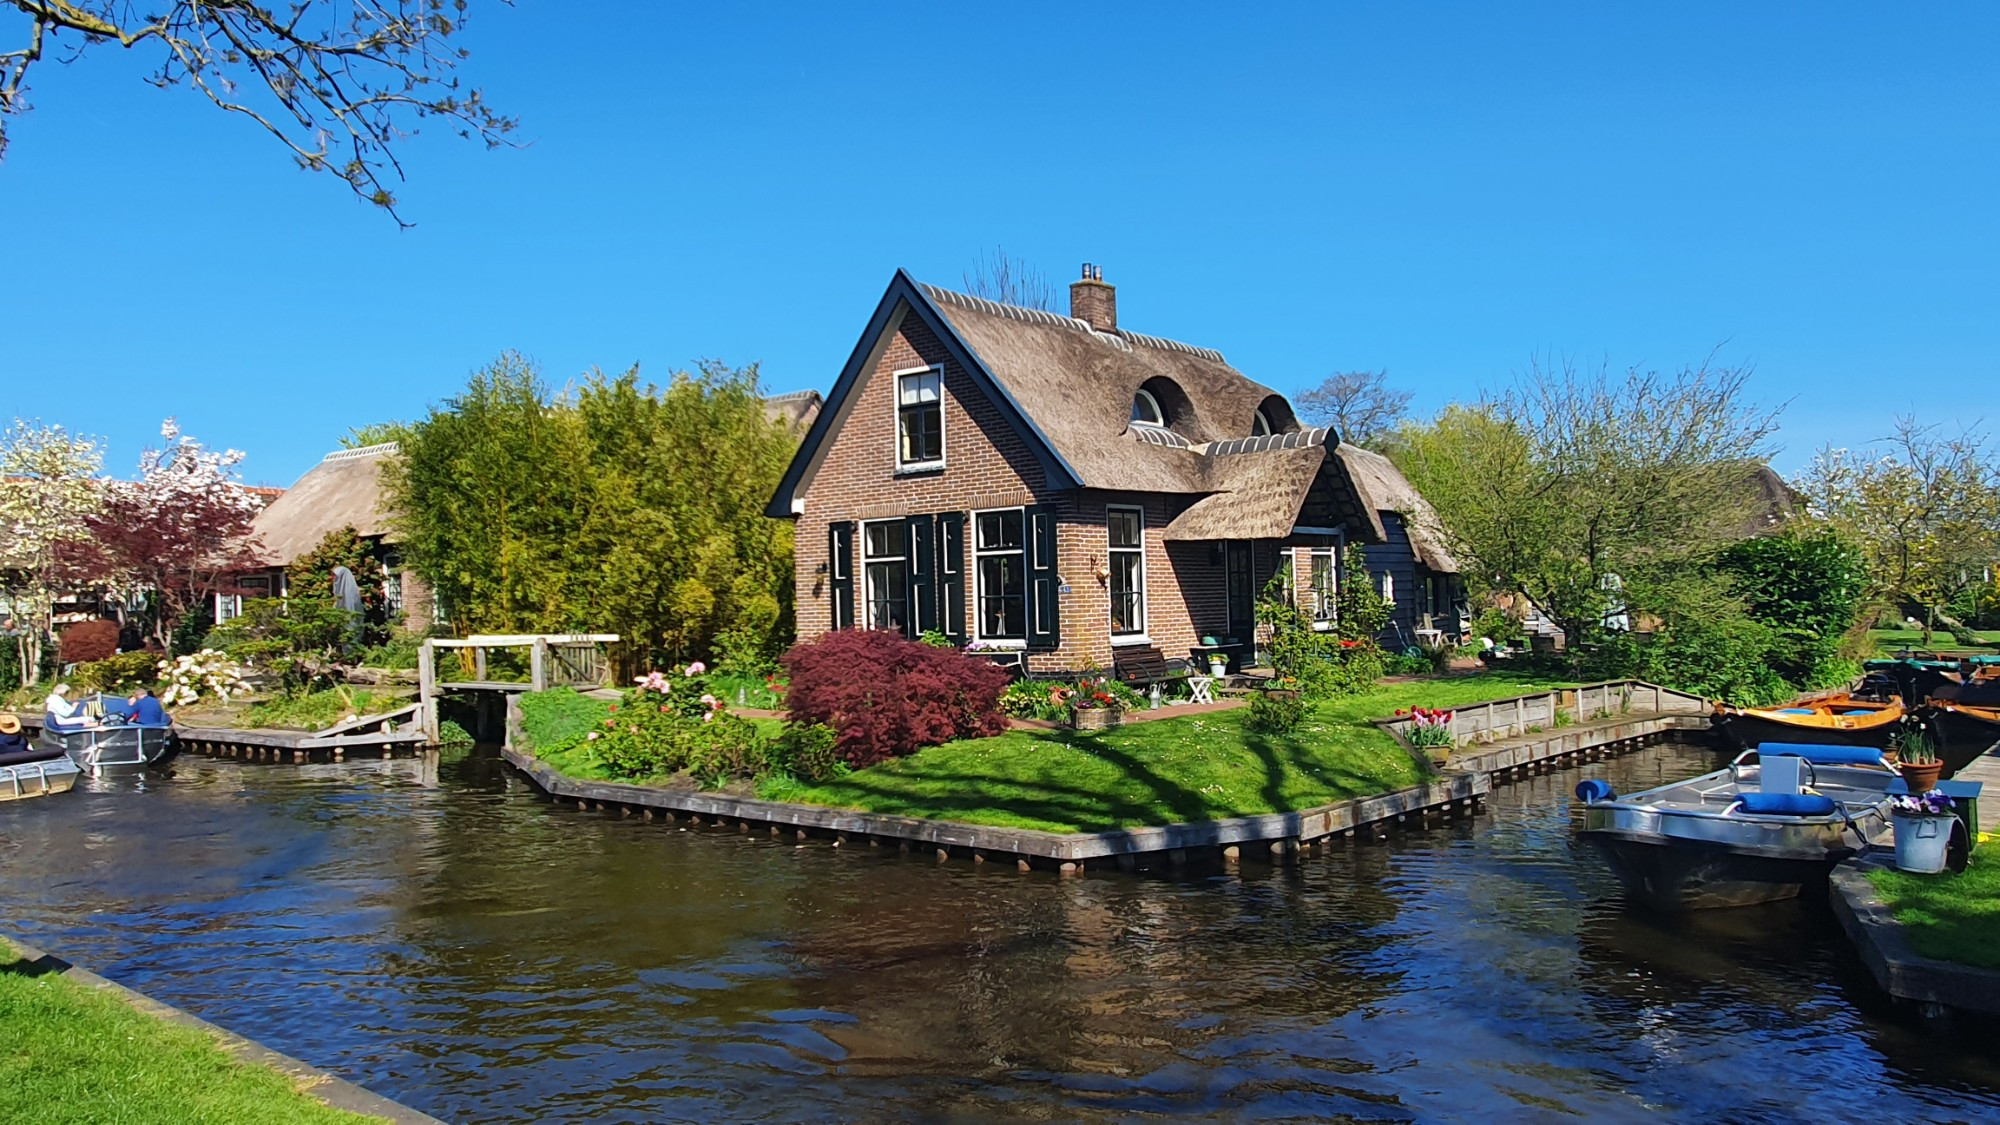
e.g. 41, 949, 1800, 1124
1186, 675, 1214, 705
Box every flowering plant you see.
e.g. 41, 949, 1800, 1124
1396, 706, 1455, 749
1888, 790, 1954, 817
156, 649, 247, 706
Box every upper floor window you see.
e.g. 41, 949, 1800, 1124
1130, 389, 1165, 427
1252, 408, 1274, 436
897, 367, 944, 467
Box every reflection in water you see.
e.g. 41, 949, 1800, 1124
1, 743, 1996, 1122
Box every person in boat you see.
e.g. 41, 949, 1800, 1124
126, 687, 169, 727
44, 683, 89, 731
0, 713, 29, 756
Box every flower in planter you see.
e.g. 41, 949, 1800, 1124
1888, 790, 1954, 817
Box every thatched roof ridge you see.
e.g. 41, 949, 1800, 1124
1335, 444, 1460, 573
762, 389, 823, 432
1163, 446, 1327, 541
920, 282, 1282, 493
248, 443, 399, 567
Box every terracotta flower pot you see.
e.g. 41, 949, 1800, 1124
1071, 706, 1122, 731
1898, 760, 1944, 793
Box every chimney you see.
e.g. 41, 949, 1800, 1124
1069, 262, 1116, 333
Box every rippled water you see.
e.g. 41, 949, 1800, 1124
3, 742, 1998, 1123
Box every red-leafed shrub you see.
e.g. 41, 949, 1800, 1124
60, 619, 120, 664
781, 629, 1011, 768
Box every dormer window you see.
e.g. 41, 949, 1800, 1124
1131, 389, 1165, 427
896, 366, 943, 468
1252, 408, 1274, 436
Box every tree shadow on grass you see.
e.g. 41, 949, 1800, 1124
0, 952, 64, 979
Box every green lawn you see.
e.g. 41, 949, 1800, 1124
0, 939, 380, 1124
760, 671, 1569, 833
1868, 862, 2000, 970
1868, 627, 2000, 654
516, 688, 782, 783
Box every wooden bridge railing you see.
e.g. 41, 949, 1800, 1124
417, 634, 619, 739
1373, 680, 1712, 748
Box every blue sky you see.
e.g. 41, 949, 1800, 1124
3, 2, 1994, 486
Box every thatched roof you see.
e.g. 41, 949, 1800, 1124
1163, 446, 1327, 541
1734, 461, 1800, 538
922, 285, 1286, 493
762, 389, 822, 432
248, 443, 398, 566
1334, 444, 1460, 573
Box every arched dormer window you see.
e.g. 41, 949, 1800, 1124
1252, 408, 1274, 436
1131, 389, 1166, 427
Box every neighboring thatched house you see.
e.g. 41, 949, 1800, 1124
226, 443, 431, 626
762, 389, 824, 432
1336, 444, 1466, 647
767, 266, 1461, 674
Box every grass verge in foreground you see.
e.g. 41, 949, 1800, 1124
1868, 862, 2000, 970
0, 938, 380, 1124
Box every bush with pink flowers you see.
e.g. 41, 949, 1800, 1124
591, 661, 767, 784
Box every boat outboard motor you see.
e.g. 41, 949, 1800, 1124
1575, 779, 1616, 804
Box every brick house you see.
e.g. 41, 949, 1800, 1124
767, 266, 1459, 675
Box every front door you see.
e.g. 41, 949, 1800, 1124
1225, 541, 1255, 639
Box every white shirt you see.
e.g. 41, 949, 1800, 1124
45, 692, 78, 719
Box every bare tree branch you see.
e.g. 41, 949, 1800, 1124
1294, 370, 1411, 447
963, 245, 1055, 311
2, 1, 518, 225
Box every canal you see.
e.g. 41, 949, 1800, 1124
4, 741, 1997, 1122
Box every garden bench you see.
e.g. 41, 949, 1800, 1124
1113, 651, 1211, 705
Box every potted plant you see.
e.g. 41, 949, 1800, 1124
1887, 789, 1957, 874
1892, 722, 1944, 793
1398, 706, 1456, 766
1069, 685, 1123, 731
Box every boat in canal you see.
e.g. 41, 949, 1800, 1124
1711, 692, 1904, 753
0, 735, 81, 800
1575, 742, 1898, 910
1927, 702, 2000, 771
38, 695, 179, 774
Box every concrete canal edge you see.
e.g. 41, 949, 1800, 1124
1828, 864, 2000, 1018
4, 935, 447, 1123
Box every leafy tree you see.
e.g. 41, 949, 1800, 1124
1392, 357, 1781, 650
1, 1, 517, 222
1792, 418, 2000, 643
289, 526, 387, 645
1295, 370, 1411, 447
338, 423, 410, 450
82, 420, 266, 651
0, 419, 102, 686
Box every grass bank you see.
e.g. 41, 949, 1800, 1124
1867, 627, 2000, 655
1868, 863, 2000, 970
0, 937, 381, 1124
516, 687, 782, 784
522, 672, 1567, 834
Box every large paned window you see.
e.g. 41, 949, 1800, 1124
974, 509, 1027, 641
1108, 507, 1146, 636
863, 521, 908, 630
1310, 547, 1336, 627
896, 367, 944, 467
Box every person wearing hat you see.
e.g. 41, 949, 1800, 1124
0, 713, 28, 757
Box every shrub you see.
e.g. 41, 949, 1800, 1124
157, 649, 248, 706
782, 629, 1010, 768
69, 652, 162, 695
767, 722, 845, 782
355, 632, 424, 670
518, 687, 610, 753
1383, 648, 1430, 676
1245, 689, 1306, 733
60, 620, 120, 665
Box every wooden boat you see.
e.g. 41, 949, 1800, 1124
0, 745, 81, 801
1711, 693, 1903, 753
1576, 742, 1898, 910
38, 694, 179, 775
1928, 702, 2000, 774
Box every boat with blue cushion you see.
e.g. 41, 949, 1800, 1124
1711, 691, 1903, 753
39, 693, 179, 775
1575, 742, 1899, 910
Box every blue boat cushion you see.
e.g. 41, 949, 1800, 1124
1760, 743, 1883, 765
1735, 792, 1838, 816
1575, 779, 1616, 804
1840, 710, 1874, 716
1775, 709, 1815, 715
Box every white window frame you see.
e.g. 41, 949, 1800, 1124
1130, 389, 1165, 428
1379, 570, 1396, 606
972, 506, 1029, 646
1309, 546, 1337, 631
215, 592, 242, 623
862, 518, 909, 631
893, 364, 945, 471
1252, 408, 1273, 436
1107, 504, 1148, 642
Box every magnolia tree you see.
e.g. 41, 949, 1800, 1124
86, 420, 267, 651
0, 420, 103, 687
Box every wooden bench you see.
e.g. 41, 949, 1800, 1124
1113, 651, 1214, 704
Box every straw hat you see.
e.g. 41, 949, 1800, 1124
0, 714, 21, 735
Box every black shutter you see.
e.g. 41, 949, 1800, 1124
1027, 505, 1060, 648
828, 522, 855, 630
905, 516, 935, 639
936, 512, 966, 646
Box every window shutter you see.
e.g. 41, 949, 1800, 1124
905, 516, 936, 639
1027, 505, 1060, 648
936, 511, 966, 646
828, 522, 855, 630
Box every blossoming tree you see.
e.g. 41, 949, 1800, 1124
0, 419, 102, 686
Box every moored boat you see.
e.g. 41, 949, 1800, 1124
1928, 702, 2000, 774
1711, 693, 1903, 754
38, 694, 179, 775
0, 745, 81, 801
1576, 742, 1898, 911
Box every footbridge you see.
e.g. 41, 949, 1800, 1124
417, 634, 619, 741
